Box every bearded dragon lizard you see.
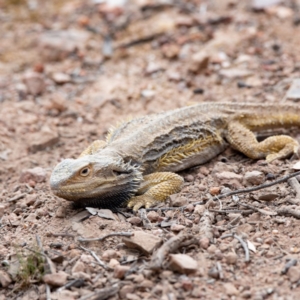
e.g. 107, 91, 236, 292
50, 102, 300, 210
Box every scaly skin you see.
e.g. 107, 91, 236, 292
50, 102, 300, 210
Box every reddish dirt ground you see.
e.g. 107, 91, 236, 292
2, 0, 300, 299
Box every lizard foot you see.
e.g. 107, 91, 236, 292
127, 195, 158, 211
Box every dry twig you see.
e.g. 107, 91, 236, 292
277, 207, 300, 219
79, 246, 109, 270
139, 208, 152, 229
78, 284, 119, 300
288, 177, 300, 203
199, 210, 214, 241
150, 232, 193, 271
221, 233, 250, 262
78, 232, 133, 242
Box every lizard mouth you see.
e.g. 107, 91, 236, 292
70, 182, 138, 209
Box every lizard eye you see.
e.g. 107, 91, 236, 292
80, 167, 90, 177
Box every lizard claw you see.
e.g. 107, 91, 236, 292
127, 195, 158, 211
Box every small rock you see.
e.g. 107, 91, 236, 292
243, 171, 264, 186
71, 260, 85, 274
252, 0, 281, 10
52, 73, 71, 84
109, 258, 120, 268
189, 50, 210, 73
28, 131, 59, 153
207, 244, 217, 254
181, 277, 193, 291
209, 187, 221, 195
20, 167, 46, 184
194, 205, 206, 215
146, 211, 160, 222
123, 231, 162, 255
162, 43, 180, 59
0, 270, 11, 287
287, 266, 300, 283
219, 68, 253, 79
169, 254, 198, 274
185, 204, 194, 212
102, 250, 120, 262
127, 216, 142, 226
119, 285, 135, 298
23, 71, 45, 96
25, 194, 37, 206
185, 175, 194, 182
169, 194, 188, 207
236, 223, 254, 235
39, 30, 90, 61
215, 171, 243, 183
225, 252, 238, 265
170, 224, 185, 232
224, 282, 239, 296
72, 271, 91, 281
199, 237, 210, 249
114, 265, 130, 279
55, 206, 66, 218
43, 271, 68, 287
139, 279, 154, 289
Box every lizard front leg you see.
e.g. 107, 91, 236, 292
78, 140, 107, 157
226, 121, 299, 162
127, 172, 184, 211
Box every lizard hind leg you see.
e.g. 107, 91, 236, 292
78, 140, 107, 157
127, 172, 184, 211
226, 121, 299, 162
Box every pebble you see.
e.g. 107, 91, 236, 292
19, 167, 47, 184
194, 205, 206, 216
287, 266, 300, 283
225, 252, 238, 265
55, 206, 66, 218
139, 279, 154, 289
209, 187, 221, 195
52, 72, 71, 84
0, 270, 12, 287
109, 258, 120, 268
146, 211, 160, 222
170, 224, 185, 232
28, 131, 59, 153
243, 171, 265, 186
123, 231, 162, 255
224, 282, 239, 296
114, 265, 130, 279
119, 285, 135, 298
43, 271, 68, 287
199, 237, 210, 249
215, 171, 243, 182
169, 254, 198, 274
207, 244, 217, 254
71, 260, 85, 274
39, 30, 90, 61
169, 194, 188, 207
23, 71, 45, 96
181, 277, 193, 291
185, 204, 194, 212
25, 194, 37, 206
185, 175, 194, 182
189, 50, 210, 73
127, 216, 142, 226
102, 250, 120, 262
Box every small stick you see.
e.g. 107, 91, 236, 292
7, 192, 27, 202
57, 279, 84, 292
238, 203, 277, 216
49, 232, 75, 238
79, 246, 109, 270
288, 177, 300, 203
221, 233, 250, 262
199, 210, 214, 241
277, 208, 300, 219
78, 284, 119, 300
139, 209, 152, 229
46, 284, 51, 300
216, 262, 223, 280
281, 259, 297, 274
78, 232, 133, 242
209, 209, 253, 214
150, 232, 193, 270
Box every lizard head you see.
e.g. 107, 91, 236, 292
50, 155, 143, 209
